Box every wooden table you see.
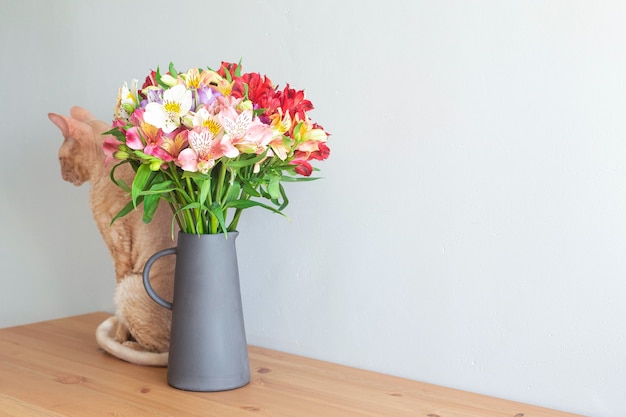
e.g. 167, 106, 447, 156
0, 312, 584, 417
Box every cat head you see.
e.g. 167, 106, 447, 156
48, 107, 111, 186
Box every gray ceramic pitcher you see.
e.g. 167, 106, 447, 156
143, 231, 250, 391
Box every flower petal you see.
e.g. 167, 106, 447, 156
125, 127, 144, 150
176, 148, 198, 172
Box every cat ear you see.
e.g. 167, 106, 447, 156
48, 112, 71, 138
70, 106, 95, 122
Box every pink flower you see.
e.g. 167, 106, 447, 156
112, 119, 126, 129
102, 136, 120, 164
175, 127, 233, 174
161, 129, 188, 158
130, 108, 145, 126
145, 142, 174, 162
177, 148, 199, 172
245, 122, 274, 151
125, 127, 145, 150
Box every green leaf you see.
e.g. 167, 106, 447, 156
110, 161, 131, 193
198, 178, 212, 205
279, 175, 320, 183
155, 66, 169, 89
224, 182, 241, 203
224, 153, 266, 168
258, 186, 272, 199
235, 58, 243, 77
242, 182, 261, 197
171, 202, 198, 234
225, 199, 288, 218
110, 197, 142, 225
222, 63, 232, 82
278, 183, 290, 211
168, 62, 178, 78
181, 171, 210, 181
131, 164, 152, 207
138, 180, 175, 196
103, 127, 127, 141
208, 202, 227, 234
142, 193, 160, 223
115, 177, 131, 193
176, 201, 202, 212
268, 174, 281, 200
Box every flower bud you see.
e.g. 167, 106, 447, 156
122, 103, 136, 114
160, 74, 178, 87
181, 114, 194, 129
150, 160, 163, 171
238, 99, 253, 112
114, 151, 129, 160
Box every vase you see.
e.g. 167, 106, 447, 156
143, 231, 250, 391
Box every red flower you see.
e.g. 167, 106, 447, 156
290, 158, 313, 177
142, 70, 157, 89
216, 61, 240, 79
277, 85, 313, 120
308, 142, 330, 161
241, 73, 275, 103
139, 70, 158, 99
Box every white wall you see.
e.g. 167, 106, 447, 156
1, 1, 625, 415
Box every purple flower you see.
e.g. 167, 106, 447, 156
196, 87, 220, 108
146, 88, 164, 104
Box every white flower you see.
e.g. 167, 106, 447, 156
143, 84, 192, 133
114, 79, 139, 120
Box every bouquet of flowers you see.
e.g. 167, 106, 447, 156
104, 61, 330, 235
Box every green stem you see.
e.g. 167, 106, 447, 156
214, 162, 227, 205
186, 177, 202, 234
227, 190, 249, 232
211, 163, 228, 234
210, 213, 219, 234
166, 165, 197, 234
167, 199, 183, 232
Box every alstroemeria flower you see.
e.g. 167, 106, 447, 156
220, 108, 252, 141
103, 136, 122, 164
220, 109, 271, 154
183, 67, 218, 90
114, 80, 139, 120
125, 127, 145, 150
161, 129, 188, 158
278, 84, 313, 120
192, 108, 216, 129
183, 128, 216, 174
293, 119, 328, 151
307, 142, 330, 161
267, 110, 293, 160
177, 127, 237, 174
143, 84, 192, 133
289, 156, 313, 177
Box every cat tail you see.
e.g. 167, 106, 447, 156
95, 316, 168, 367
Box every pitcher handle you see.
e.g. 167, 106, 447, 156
143, 247, 177, 310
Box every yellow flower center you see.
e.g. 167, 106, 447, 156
204, 118, 222, 137
164, 101, 181, 115
187, 74, 200, 88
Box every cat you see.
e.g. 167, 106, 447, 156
48, 106, 176, 366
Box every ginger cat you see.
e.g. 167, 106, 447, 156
48, 106, 176, 366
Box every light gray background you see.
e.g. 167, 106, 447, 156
1, 1, 625, 416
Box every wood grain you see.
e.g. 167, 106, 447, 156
0, 313, 585, 417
